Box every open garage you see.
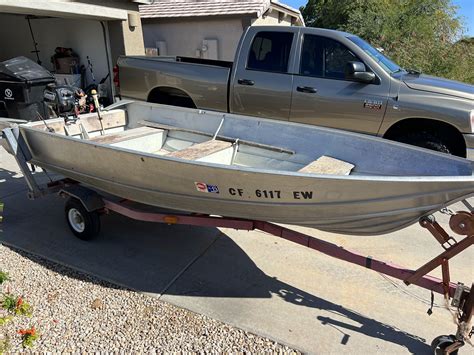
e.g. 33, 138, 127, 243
0, 0, 147, 114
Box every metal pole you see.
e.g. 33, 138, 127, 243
26, 16, 41, 65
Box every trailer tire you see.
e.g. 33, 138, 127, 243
65, 198, 101, 240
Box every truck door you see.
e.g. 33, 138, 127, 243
290, 34, 389, 134
230, 30, 297, 121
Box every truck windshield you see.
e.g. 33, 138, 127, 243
348, 36, 401, 74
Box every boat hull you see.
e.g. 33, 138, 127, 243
21, 127, 474, 235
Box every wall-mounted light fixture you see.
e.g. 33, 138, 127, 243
128, 12, 140, 29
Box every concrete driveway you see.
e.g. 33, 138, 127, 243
1, 146, 473, 353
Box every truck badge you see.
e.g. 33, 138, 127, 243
363, 99, 382, 110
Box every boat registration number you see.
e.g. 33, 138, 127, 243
248, 189, 312, 200
195, 183, 313, 200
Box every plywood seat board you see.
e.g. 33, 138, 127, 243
299, 155, 354, 175
167, 139, 232, 160
89, 126, 163, 145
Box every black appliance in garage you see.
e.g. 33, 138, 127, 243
0, 56, 55, 120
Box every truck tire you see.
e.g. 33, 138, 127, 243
392, 131, 452, 155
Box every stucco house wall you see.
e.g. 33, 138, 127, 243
140, 0, 303, 61
252, 10, 293, 26
143, 17, 244, 61
74, 0, 146, 62
91, 0, 146, 63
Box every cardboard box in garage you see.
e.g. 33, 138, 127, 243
55, 57, 80, 74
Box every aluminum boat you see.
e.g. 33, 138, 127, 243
2, 100, 473, 235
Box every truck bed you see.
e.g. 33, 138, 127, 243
117, 55, 232, 112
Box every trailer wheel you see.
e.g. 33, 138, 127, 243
430, 335, 460, 355
65, 198, 100, 240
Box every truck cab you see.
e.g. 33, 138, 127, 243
230, 26, 474, 158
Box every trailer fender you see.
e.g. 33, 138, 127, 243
59, 185, 104, 212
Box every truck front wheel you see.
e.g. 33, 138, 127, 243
393, 131, 452, 155
384, 119, 465, 157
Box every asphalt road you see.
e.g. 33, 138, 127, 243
1, 146, 473, 353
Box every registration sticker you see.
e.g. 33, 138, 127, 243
195, 182, 219, 194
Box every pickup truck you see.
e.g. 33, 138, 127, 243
116, 26, 474, 158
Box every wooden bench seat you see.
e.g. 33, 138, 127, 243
299, 156, 354, 175
167, 139, 232, 160
89, 127, 163, 145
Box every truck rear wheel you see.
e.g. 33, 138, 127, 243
147, 87, 196, 109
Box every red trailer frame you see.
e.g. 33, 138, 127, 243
51, 180, 473, 354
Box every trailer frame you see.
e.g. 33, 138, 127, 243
50, 178, 474, 354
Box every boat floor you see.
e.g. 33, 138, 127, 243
86, 124, 355, 176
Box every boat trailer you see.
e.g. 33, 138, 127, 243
3, 127, 474, 354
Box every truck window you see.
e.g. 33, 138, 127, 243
300, 35, 359, 80
247, 32, 294, 73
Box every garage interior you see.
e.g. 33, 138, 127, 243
0, 14, 112, 95
0, 1, 146, 119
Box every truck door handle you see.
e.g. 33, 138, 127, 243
238, 79, 255, 86
297, 86, 317, 94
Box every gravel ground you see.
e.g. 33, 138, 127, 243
0, 244, 299, 353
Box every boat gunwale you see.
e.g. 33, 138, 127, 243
20, 124, 474, 183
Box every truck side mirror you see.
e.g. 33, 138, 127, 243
345, 61, 376, 83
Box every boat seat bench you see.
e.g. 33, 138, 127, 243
299, 156, 354, 175
167, 140, 232, 160
27, 109, 127, 135
88, 126, 163, 145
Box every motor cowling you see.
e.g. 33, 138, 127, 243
43, 84, 87, 117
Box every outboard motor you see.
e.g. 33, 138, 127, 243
43, 84, 87, 118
